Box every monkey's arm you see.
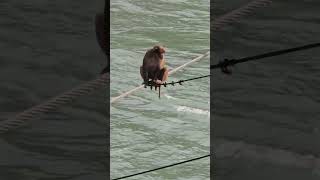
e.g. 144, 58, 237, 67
161, 67, 169, 82
159, 58, 166, 69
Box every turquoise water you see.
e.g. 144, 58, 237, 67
110, 0, 210, 179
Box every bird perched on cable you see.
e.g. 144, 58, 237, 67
140, 45, 169, 87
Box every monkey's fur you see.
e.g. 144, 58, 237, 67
140, 46, 168, 85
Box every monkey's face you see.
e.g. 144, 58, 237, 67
153, 45, 165, 59
159, 46, 165, 54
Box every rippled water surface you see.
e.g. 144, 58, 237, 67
110, 0, 210, 179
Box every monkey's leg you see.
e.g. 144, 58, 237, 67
161, 67, 169, 82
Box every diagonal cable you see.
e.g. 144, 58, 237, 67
144, 42, 320, 88
112, 154, 210, 180
211, 42, 320, 69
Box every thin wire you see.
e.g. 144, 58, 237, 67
112, 154, 210, 180
145, 42, 320, 88
111, 52, 209, 102
145, 75, 211, 88
211, 42, 320, 69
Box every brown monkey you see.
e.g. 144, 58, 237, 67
140, 45, 169, 85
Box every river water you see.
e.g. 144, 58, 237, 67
110, 0, 210, 179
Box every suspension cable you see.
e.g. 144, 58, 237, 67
112, 154, 210, 180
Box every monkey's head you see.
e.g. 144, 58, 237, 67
152, 45, 165, 58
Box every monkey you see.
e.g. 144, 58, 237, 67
140, 45, 169, 86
